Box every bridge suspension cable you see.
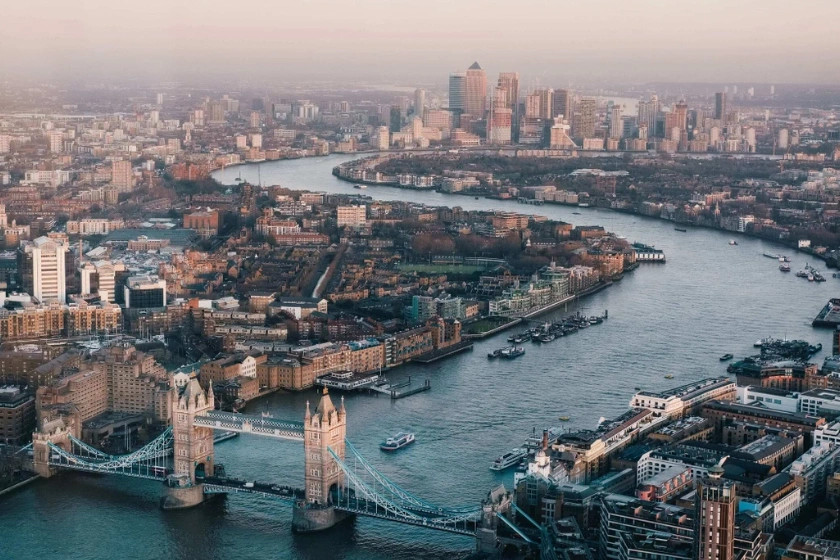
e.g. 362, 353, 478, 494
343, 439, 480, 515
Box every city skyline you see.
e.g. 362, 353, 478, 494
2, 0, 840, 84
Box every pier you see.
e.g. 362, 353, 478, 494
369, 377, 432, 399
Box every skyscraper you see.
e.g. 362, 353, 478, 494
389, 106, 402, 133
674, 101, 689, 132
414, 88, 426, 119
111, 160, 133, 192
715, 92, 727, 123
497, 72, 520, 141
609, 105, 623, 138
552, 89, 572, 122
464, 62, 487, 120
536, 89, 553, 120
448, 72, 466, 127
695, 465, 736, 560
487, 87, 512, 145
574, 98, 596, 139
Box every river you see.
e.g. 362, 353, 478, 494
2, 154, 835, 560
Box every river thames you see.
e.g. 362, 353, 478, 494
2, 154, 836, 560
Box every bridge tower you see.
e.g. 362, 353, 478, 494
161, 379, 214, 510
172, 378, 215, 483
292, 388, 351, 532
31, 421, 73, 478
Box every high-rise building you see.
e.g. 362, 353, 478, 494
536, 89, 553, 120
674, 102, 689, 132
0, 135, 10, 154
48, 131, 63, 154
609, 105, 623, 138
375, 126, 390, 150
497, 72, 520, 141
337, 205, 367, 228
250, 111, 260, 128
487, 88, 512, 145
552, 89, 571, 121
525, 93, 542, 119
19, 236, 68, 303
695, 465, 736, 560
414, 88, 426, 119
715, 92, 727, 123
389, 106, 402, 133
449, 72, 466, 128
124, 275, 167, 309
464, 62, 487, 119
111, 160, 133, 192
156, 93, 164, 105
79, 260, 120, 301
574, 98, 596, 139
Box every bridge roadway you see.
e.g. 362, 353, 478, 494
333, 494, 479, 536
202, 476, 304, 502
193, 411, 305, 441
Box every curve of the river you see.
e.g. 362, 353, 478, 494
2, 154, 836, 560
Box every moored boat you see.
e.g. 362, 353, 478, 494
490, 448, 528, 471
380, 432, 415, 452
720, 353, 734, 361
500, 346, 525, 359
780, 263, 791, 272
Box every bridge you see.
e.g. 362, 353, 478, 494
31, 380, 519, 552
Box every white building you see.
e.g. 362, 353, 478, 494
736, 386, 800, 413
630, 377, 736, 419
22, 236, 68, 303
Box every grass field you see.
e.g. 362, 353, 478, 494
463, 317, 511, 334
397, 263, 486, 274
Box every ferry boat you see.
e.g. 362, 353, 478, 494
380, 432, 415, 452
729, 240, 738, 245
490, 448, 528, 471
500, 346, 525, 359
719, 353, 734, 361
780, 263, 791, 272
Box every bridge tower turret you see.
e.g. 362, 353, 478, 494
172, 378, 215, 483
292, 388, 351, 532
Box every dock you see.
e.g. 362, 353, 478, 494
813, 298, 840, 328
315, 370, 381, 391
369, 376, 431, 399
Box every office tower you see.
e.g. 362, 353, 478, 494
464, 62, 487, 119
449, 72, 466, 126
674, 102, 688, 132
574, 98, 596, 139
250, 111, 260, 128
552, 89, 571, 121
449, 72, 466, 112
156, 93, 164, 105
536, 89, 553, 120
414, 88, 426, 118
498, 73, 520, 142
609, 105, 623, 138
47, 131, 63, 154
424, 109, 453, 130
695, 466, 736, 560
19, 236, 68, 303
79, 260, 118, 302
389, 106, 402, 133
487, 88, 512, 145
124, 275, 167, 309
525, 93, 542, 118
715, 92, 727, 123
111, 160, 133, 192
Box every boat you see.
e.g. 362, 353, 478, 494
474, 196, 479, 200
764, 253, 782, 259
780, 264, 791, 272
572, 211, 581, 215
488, 349, 502, 359
490, 448, 528, 471
500, 346, 525, 359
558, 416, 570, 422
578, 203, 590, 208
754, 337, 775, 347
719, 353, 734, 361
729, 240, 738, 245
380, 432, 416, 452
589, 316, 604, 325
796, 270, 808, 278
664, 374, 674, 379
674, 227, 687, 232
353, 184, 362, 189
808, 274, 815, 282
539, 333, 555, 343
780, 256, 791, 262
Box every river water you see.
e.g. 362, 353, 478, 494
2, 154, 835, 560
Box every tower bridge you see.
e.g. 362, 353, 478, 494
31, 380, 516, 551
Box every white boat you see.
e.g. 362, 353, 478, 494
729, 239, 738, 245
490, 448, 528, 471
380, 432, 415, 452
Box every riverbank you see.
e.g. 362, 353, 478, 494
0, 472, 39, 498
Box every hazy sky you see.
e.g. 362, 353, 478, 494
3, 0, 839, 86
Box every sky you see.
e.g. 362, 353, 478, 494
2, 0, 839, 86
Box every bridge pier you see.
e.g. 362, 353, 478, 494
160, 474, 206, 510
291, 502, 352, 533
